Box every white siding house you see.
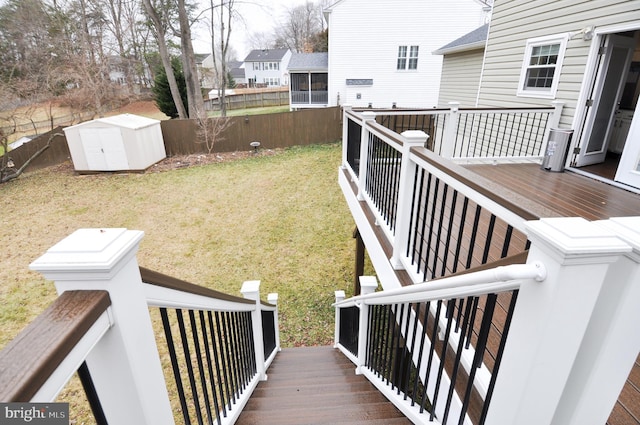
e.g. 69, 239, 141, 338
324, 0, 490, 109
436, 1, 640, 191
243, 49, 292, 88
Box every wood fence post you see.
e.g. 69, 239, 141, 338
29, 228, 175, 425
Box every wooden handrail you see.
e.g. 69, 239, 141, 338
430, 251, 531, 281
140, 266, 254, 305
0, 290, 111, 401
139, 267, 278, 307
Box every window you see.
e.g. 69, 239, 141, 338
517, 34, 568, 98
397, 45, 419, 70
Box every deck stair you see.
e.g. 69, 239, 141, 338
236, 346, 411, 424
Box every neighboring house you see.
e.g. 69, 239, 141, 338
196, 53, 215, 88
435, 0, 640, 192
288, 52, 329, 109
433, 23, 489, 107
228, 60, 247, 86
243, 48, 292, 88
323, 0, 491, 109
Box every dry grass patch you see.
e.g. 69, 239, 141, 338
1, 142, 369, 423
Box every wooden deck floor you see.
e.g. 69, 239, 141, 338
464, 163, 640, 220
467, 163, 640, 425
236, 346, 411, 425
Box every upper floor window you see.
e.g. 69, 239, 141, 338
517, 34, 568, 99
397, 45, 419, 70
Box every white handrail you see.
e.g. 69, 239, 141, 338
334, 262, 545, 308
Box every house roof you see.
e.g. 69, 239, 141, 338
194, 53, 210, 64
288, 53, 328, 71
244, 48, 290, 62
228, 60, 245, 80
433, 23, 489, 55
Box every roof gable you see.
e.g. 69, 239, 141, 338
434, 23, 489, 55
244, 48, 290, 62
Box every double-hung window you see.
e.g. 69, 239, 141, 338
397, 45, 419, 70
517, 34, 568, 98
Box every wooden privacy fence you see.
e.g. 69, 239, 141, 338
162, 107, 342, 156
204, 88, 289, 112
1, 107, 342, 173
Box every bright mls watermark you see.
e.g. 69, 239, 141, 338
0, 403, 68, 424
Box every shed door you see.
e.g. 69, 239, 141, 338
80, 127, 128, 171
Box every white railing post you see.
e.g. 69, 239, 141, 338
391, 130, 429, 270
268, 292, 281, 352
357, 111, 376, 200
355, 276, 378, 374
341, 104, 352, 167
485, 217, 631, 425
552, 217, 640, 425
29, 228, 175, 425
241, 280, 266, 381
440, 101, 460, 158
334, 290, 345, 348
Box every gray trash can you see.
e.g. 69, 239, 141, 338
541, 128, 573, 172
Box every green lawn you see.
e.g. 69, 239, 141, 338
1, 142, 378, 422
0, 143, 362, 350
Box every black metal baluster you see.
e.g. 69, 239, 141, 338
160, 308, 192, 425
415, 172, 433, 275
478, 290, 519, 425
200, 310, 220, 423
452, 197, 470, 274
423, 177, 441, 280
188, 309, 214, 424
420, 300, 442, 413
441, 190, 459, 277
482, 214, 497, 264
430, 300, 457, 421
177, 309, 205, 425
406, 166, 422, 259
442, 297, 474, 424
431, 183, 450, 279
216, 311, 233, 408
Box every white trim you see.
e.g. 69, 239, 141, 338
571, 20, 640, 166
516, 33, 569, 99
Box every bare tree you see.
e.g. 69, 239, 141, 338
142, 0, 188, 118
196, 115, 232, 153
208, 0, 235, 117
176, 0, 205, 119
274, 1, 324, 53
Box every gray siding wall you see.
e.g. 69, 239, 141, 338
437, 49, 485, 108
478, 0, 640, 128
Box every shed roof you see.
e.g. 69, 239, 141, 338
433, 23, 489, 55
65, 114, 160, 131
288, 53, 328, 71
244, 48, 290, 62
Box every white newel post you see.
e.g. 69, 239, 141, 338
357, 111, 376, 201
267, 292, 281, 352
391, 130, 429, 270
440, 101, 460, 158
29, 228, 175, 425
241, 280, 266, 381
334, 290, 345, 348
355, 276, 378, 375
485, 217, 631, 425
341, 104, 352, 166
552, 217, 640, 425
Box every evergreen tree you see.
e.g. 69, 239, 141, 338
152, 58, 188, 119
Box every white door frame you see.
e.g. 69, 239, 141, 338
570, 21, 640, 167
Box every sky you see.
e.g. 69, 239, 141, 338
192, 0, 318, 59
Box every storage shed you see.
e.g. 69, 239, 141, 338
63, 114, 166, 172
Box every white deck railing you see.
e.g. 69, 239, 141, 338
0, 228, 279, 425
339, 105, 640, 425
